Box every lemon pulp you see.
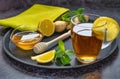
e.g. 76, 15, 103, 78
38, 19, 55, 37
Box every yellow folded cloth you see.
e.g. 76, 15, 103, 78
0, 4, 69, 31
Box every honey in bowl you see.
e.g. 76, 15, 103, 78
11, 31, 42, 50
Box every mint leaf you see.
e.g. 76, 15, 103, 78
65, 18, 71, 22
77, 8, 84, 14
78, 14, 86, 22
65, 50, 75, 55
72, 8, 84, 15
54, 49, 63, 61
60, 54, 71, 65
61, 12, 71, 22
55, 58, 62, 65
72, 11, 79, 15
58, 40, 65, 52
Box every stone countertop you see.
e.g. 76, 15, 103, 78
0, 2, 120, 79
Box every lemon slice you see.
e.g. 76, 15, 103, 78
38, 19, 55, 37
92, 17, 119, 41
31, 50, 56, 63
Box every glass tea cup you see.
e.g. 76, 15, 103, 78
10, 25, 42, 50
71, 14, 106, 63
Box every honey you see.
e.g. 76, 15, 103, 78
11, 31, 42, 50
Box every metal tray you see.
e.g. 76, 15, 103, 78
3, 29, 117, 69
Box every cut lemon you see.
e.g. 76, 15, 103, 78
38, 19, 55, 37
31, 50, 56, 63
92, 16, 119, 41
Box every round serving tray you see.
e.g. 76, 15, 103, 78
3, 29, 117, 69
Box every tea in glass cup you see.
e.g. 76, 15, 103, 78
71, 23, 103, 63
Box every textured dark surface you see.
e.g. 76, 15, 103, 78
0, 1, 120, 79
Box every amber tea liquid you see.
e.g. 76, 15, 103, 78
71, 23, 102, 63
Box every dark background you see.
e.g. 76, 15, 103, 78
0, 0, 120, 79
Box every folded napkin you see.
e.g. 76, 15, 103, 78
0, 4, 69, 31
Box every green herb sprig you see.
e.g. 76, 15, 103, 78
54, 40, 75, 65
72, 8, 86, 22
61, 8, 86, 22
61, 12, 71, 22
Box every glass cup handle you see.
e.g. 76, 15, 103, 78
103, 22, 108, 44
103, 28, 108, 44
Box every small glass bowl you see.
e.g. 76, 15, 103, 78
10, 25, 42, 50
71, 14, 100, 25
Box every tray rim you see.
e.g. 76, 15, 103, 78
2, 29, 118, 69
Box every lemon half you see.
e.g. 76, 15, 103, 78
92, 17, 119, 41
38, 19, 55, 37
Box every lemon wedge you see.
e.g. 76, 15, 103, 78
31, 50, 56, 63
92, 16, 119, 41
38, 19, 55, 37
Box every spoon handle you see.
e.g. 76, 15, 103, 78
46, 30, 71, 45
